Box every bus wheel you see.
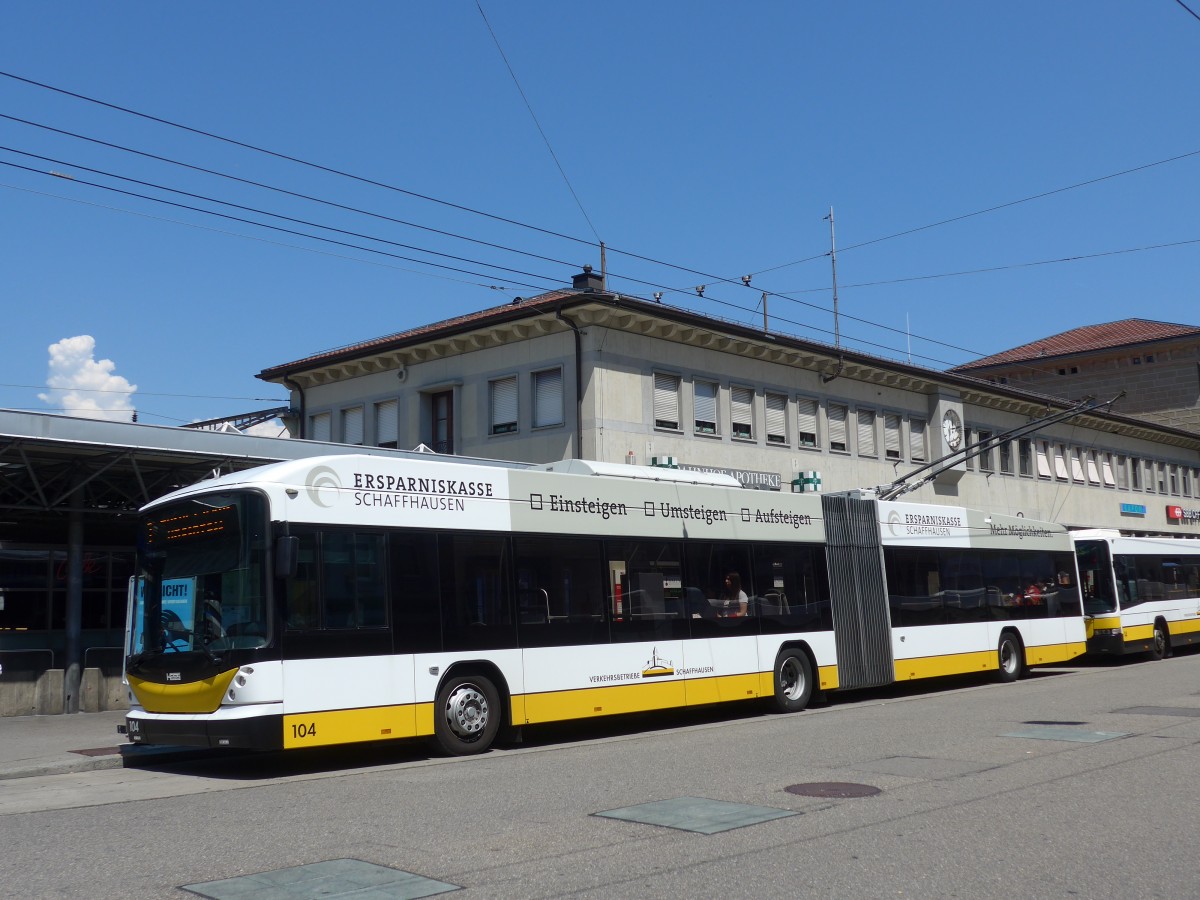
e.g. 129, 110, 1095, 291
1150, 622, 1169, 661
434, 674, 501, 756
773, 650, 813, 713
997, 632, 1025, 683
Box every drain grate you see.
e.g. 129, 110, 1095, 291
1023, 720, 1087, 726
595, 797, 797, 834
785, 782, 881, 798
1002, 727, 1126, 743
183, 858, 459, 899
70, 746, 122, 757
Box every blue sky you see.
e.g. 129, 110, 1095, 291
2, 2, 1198, 427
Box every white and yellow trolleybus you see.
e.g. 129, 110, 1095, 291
1073, 530, 1200, 659
122, 454, 1086, 755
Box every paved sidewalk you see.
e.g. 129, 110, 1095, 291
0, 709, 190, 780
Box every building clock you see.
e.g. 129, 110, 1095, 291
941, 409, 963, 450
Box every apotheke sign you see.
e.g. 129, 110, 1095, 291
679, 465, 782, 491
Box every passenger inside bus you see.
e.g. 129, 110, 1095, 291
718, 572, 749, 618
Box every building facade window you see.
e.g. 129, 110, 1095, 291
765, 392, 787, 445
1086, 451, 1102, 485
797, 398, 819, 448
374, 399, 398, 448
884, 414, 901, 460
1070, 448, 1086, 482
909, 418, 926, 462
431, 390, 454, 453
827, 404, 848, 452
1130, 456, 1142, 490
1036, 441, 1052, 479
1169, 464, 1179, 495
653, 373, 680, 430
1116, 455, 1128, 490
342, 406, 364, 445
489, 375, 518, 435
1102, 453, 1117, 488
978, 430, 994, 472
731, 386, 754, 440
532, 368, 564, 428
1019, 438, 1033, 477
857, 410, 877, 458
693, 379, 718, 435
1053, 444, 1069, 481
964, 428, 974, 470
310, 411, 331, 442
999, 439, 1012, 475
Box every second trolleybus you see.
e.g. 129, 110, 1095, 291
122, 454, 1086, 755
1073, 530, 1200, 659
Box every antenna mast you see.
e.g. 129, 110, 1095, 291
826, 207, 840, 349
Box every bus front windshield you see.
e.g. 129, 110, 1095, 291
133, 491, 271, 661
1075, 540, 1118, 615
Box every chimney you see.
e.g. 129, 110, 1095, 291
572, 265, 604, 292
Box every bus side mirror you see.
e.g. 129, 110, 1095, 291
274, 535, 300, 579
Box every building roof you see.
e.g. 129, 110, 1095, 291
258, 289, 576, 379
951, 319, 1200, 371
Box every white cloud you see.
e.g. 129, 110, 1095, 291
243, 419, 291, 438
38, 335, 138, 422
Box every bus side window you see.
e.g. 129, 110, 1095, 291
285, 532, 320, 630
440, 533, 516, 651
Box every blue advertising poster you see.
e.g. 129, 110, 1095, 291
132, 578, 196, 652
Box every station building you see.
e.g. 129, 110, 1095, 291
259, 269, 1200, 537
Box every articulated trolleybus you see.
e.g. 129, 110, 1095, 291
1073, 531, 1200, 659
123, 454, 1086, 755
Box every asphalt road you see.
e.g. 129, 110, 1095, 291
4, 653, 1200, 899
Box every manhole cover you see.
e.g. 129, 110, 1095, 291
785, 782, 881, 798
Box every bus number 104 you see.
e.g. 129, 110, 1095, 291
291, 722, 317, 739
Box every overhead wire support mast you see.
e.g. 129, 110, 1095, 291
875, 392, 1126, 502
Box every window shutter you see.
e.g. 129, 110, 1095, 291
1087, 453, 1102, 485
1070, 450, 1086, 482
653, 373, 679, 429
731, 386, 753, 438
491, 376, 518, 433
1054, 446, 1069, 480
884, 414, 901, 459
374, 399, 398, 447
857, 410, 876, 456
828, 404, 847, 450
1036, 442, 1052, 478
797, 398, 818, 446
533, 369, 563, 427
310, 411, 331, 442
694, 380, 717, 432
765, 393, 786, 443
343, 407, 364, 445
908, 419, 926, 461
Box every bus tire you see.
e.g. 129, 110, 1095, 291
997, 632, 1025, 683
773, 650, 813, 713
1150, 621, 1169, 661
434, 673, 501, 756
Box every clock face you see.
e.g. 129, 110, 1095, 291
941, 410, 963, 450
